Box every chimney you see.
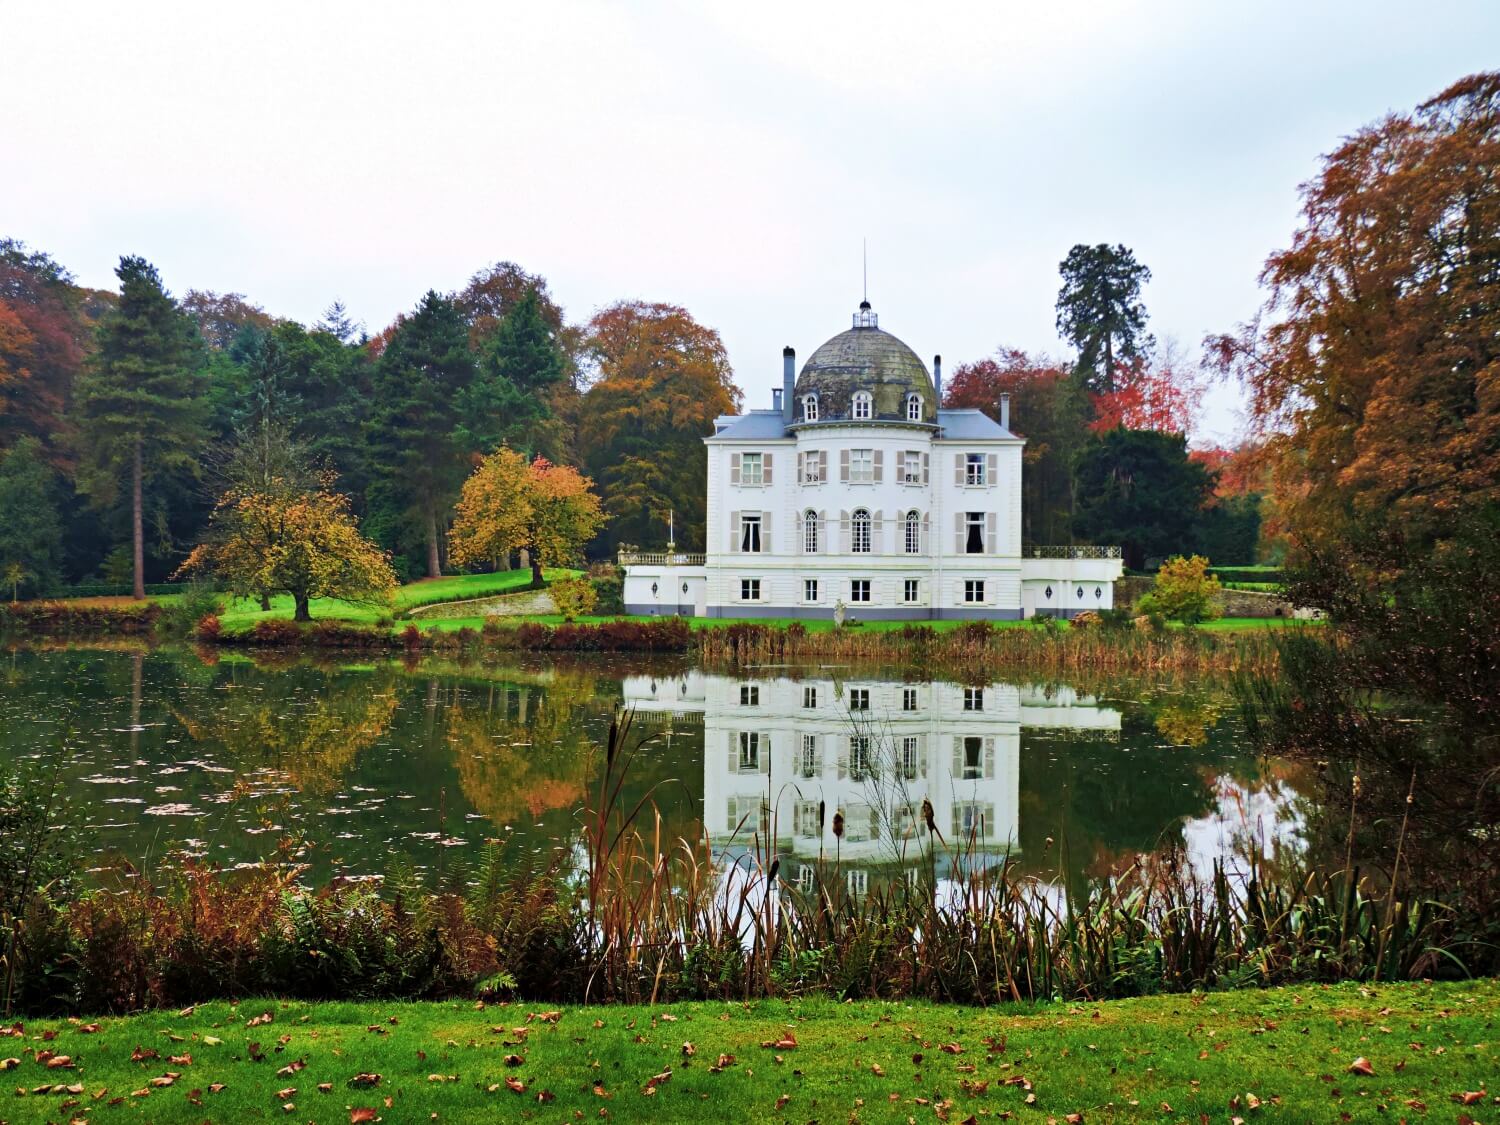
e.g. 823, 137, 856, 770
999, 392, 1011, 432
782, 346, 795, 425
933, 355, 942, 409
772, 387, 783, 413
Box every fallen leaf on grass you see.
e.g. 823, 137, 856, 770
504, 1054, 524, 1067
350, 1072, 382, 1087
1347, 1057, 1374, 1076
760, 1031, 797, 1049
504, 1076, 525, 1093
45, 1055, 75, 1069
1453, 1091, 1487, 1105
939, 1043, 964, 1055
428, 1074, 459, 1083
208, 1082, 226, 1093
202, 1036, 222, 1047
77, 1024, 102, 1034
246, 1012, 274, 1028
0, 1058, 19, 1071
710, 1053, 736, 1071
870, 1063, 885, 1077
775, 1093, 790, 1109
528, 1010, 562, 1024
350, 1110, 378, 1124
275, 1086, 297, 1099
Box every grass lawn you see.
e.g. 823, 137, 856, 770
214, 570, 579, 632
3, 980, 1492, 1123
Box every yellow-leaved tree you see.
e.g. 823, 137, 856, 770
449, 448, 604, 584
179, 485, 398, 622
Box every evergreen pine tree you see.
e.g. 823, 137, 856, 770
367, 291, 477, 578
72, 256, 208, 598
458, 288, 567, 456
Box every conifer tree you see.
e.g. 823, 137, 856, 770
367, 290, 477, 578
458, 288, 567, 457
0, 437, 63, 596
72, 256, 208, 598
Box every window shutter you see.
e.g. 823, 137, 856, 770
922, 513, 930, 555
954, 453, 964, 485
763, 453, 774, 485
762, 511, 772, 555
730, 511, 741, 552
840, 449, 850, 482
952, 806, 963, 838
731, 452, 741, 485
759, 735, 770, 773
983, 736, 995, 779
871, 510, 883, 555
729, 731, 739, 775
918, 735, 928, 779
819, 510, 828, 554
796, 451, 804, 482
873, 449, 883, 483
727, 798, 738, 834
952, 736, 963, 779
837, 741, 848, 780
795, 510, 804, 552
840, 510, 850, 554
819, 451, 828, 480
987, 452, 998, 484
954, 512, 964, 553
984, 803, 995, 837
814, 735, 824, 774
921, 452, 929, 485
986, 513, 997, 555
869, 807, 880, 840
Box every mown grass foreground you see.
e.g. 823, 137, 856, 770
4, 981, 1494, 1124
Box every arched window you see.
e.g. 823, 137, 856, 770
852, 391, 872, 420
851, 508, 871, 553
904, 509, 921, 554
906, 393, 922, 421
802, 394, 818, 422
803, 509, 819, 553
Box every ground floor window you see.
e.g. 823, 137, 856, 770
800, 734, 819, 778
803, 578, 818, 602
961, 734, 982, 778
740, 578, 761, 601
850, 579, 871, 603
902, 686, 917, 711
848, 687, 869, 710
903, 578, 919, 603
850, 735, 873, 780
964, 686, 983, 711
964, 579, 984, 604
901, 736, 920, 780
802, 685, 818, 709
847, 869, 869, 896
738, 731, 761, 771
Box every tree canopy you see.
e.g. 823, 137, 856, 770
1056, 243, 1154, 395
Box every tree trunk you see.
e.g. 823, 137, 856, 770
1103, 334, 1114, 396
293, 592, 312, 622
425, 504, 442, 579
259, 593, 271, 611
531, 554, 543, 587
132, 439, 145, 600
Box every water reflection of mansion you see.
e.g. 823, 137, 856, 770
623, 673, 1120, 892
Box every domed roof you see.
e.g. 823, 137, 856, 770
792, 303, 935, 424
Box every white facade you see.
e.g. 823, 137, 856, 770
623, 302, 1122, 619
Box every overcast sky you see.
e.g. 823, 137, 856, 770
7, 1, 1497, 444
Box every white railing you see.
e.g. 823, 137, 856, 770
1027, 545, 1123, 560
618, 550, 707, 567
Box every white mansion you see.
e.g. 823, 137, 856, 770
622, 301, 1122, 620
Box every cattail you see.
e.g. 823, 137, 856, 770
767, 858, 780, 884
817, 800, 826, 831
832, 811, 845, 839
921, 797, 936, 834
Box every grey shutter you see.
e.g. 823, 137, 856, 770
922, 513, 930, 555
762, 511, 772, 555
763, 453, 774, 485
795, 510, 804, 552
954, 512, 964, 553
954, 453, 964, 485
918, 735, 928, 779
840, 510, 850, 554
813, 735, 824, 774
921, 452, 929, 485
819, 451, 828, 481
731, 452, 741, 485
986, 513, 997, 555
759, 734, 770, 773
837, 741, 848, 780
983, 736, 996, 779
796, 451, 804, 482
873, 449, 883, 483
986, 452, 999, 485
727, 798, 738, 834
729, 731, 739, 775
871, 511, 883, 555
819, 510, 828, 554
840, 449, 850, 482
951, 736, 964, 779
730, 511, 741, 552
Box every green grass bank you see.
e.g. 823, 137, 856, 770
3, 980, 1492, 1123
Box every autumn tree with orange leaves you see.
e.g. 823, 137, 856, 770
1210, 71, 1500, 568
578, 301, 740, 553
449, 448, 604, 584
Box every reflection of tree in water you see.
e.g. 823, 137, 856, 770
448, 670, 601, 829
1020, 702, 1248, 895
171, 666, 399, 793
1153, 698, 1223, 748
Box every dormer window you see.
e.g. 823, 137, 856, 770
802, 394, 818, 422
852, 392, 872, 420
906, 393, 922, 421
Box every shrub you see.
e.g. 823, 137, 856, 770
156, 582, 221, 638
590, 573, 624, 614
195, 613, 222, 641
1136, 555, 1222, 624
1070, 610, 1102, 630
249, 618, 303, 646
550, 577, 597, 621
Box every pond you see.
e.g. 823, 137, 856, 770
0, 647, 1306, 892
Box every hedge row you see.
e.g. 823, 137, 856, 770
0, 600, 163, 635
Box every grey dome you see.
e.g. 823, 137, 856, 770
792, 304, 935, 424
